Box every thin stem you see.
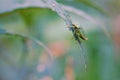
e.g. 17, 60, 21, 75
0, 31, 54, 62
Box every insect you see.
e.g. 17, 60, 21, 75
72, 24, 88, 41
71, 24, 88, 71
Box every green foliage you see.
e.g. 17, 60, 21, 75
0, 0, 119, 80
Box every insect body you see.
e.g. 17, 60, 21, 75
72, 24, 88, 41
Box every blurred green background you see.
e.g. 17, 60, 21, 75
0, 0, 120, 80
